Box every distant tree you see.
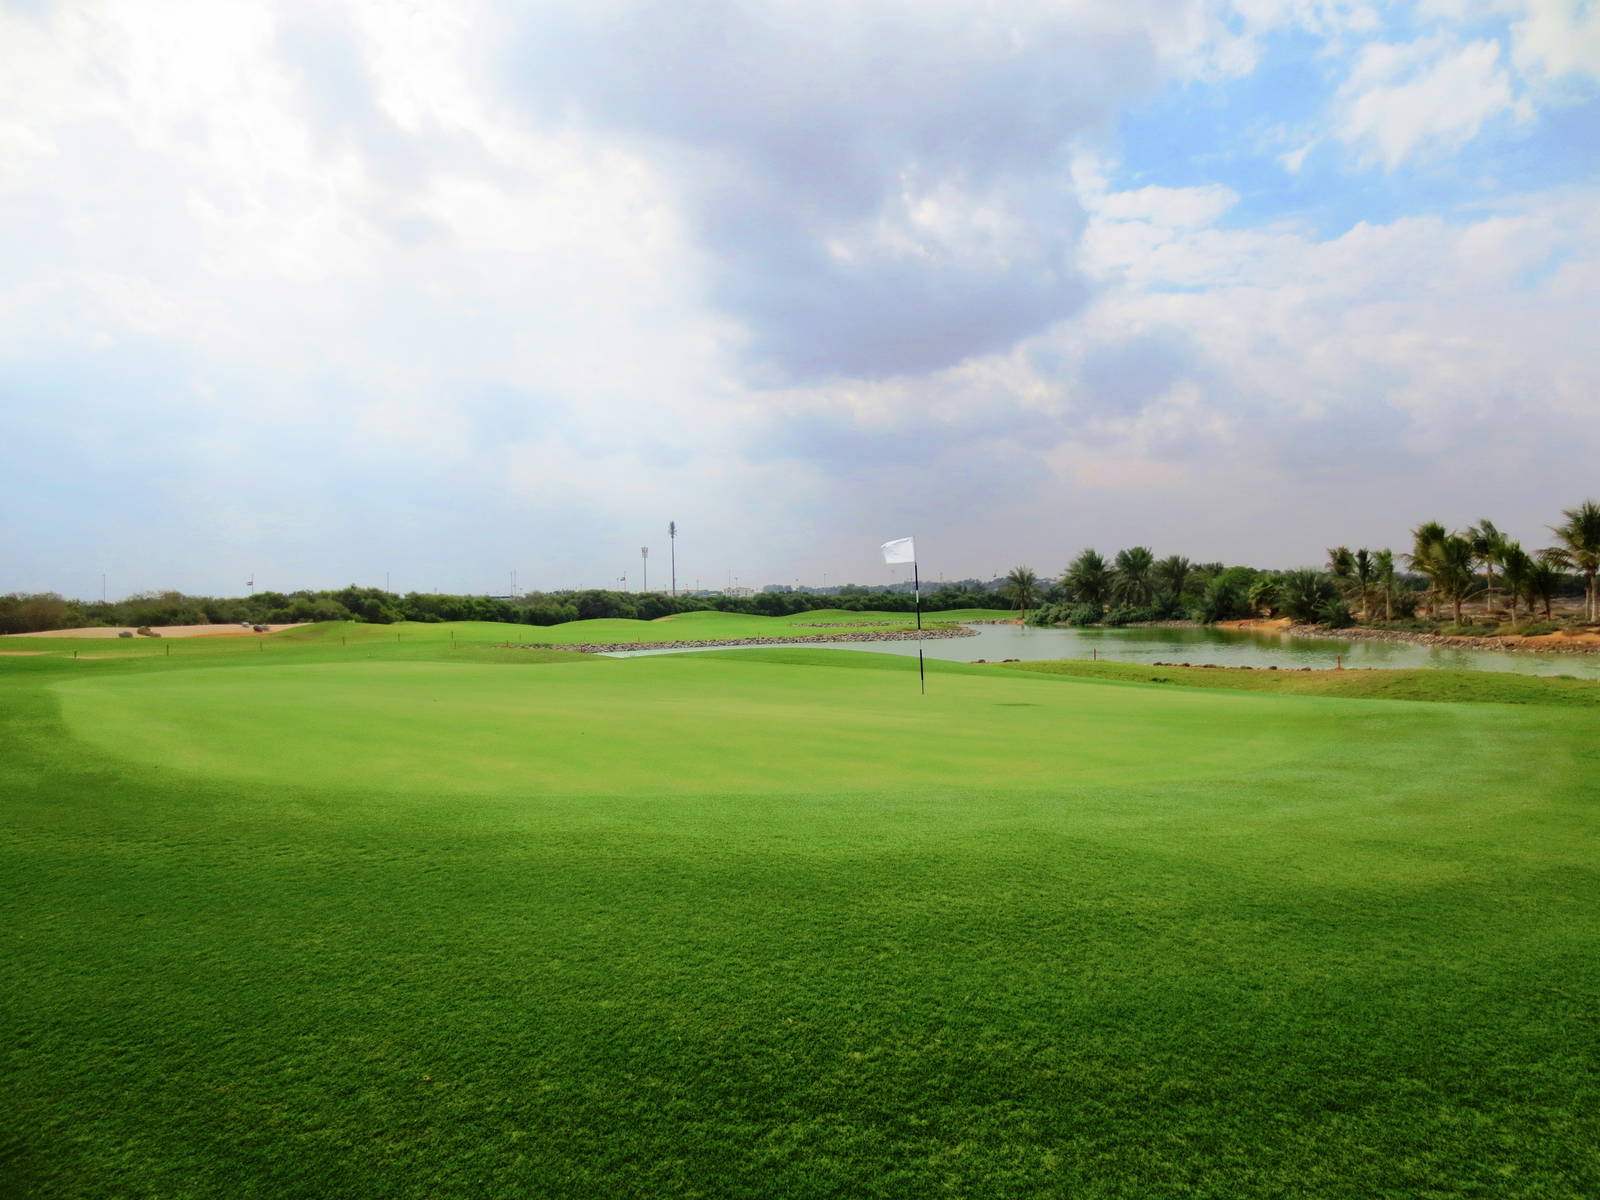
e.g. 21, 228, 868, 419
1247, 576, 1281, 617
1111, 547, 1156, 607
1498, 543, 1532, 627
1523, 556, 1565, 620
1327, 546, 1355, 598
1426, 535, 1479, 624
1546, 500, 1600, 623
1004, 566, 1041, 615
1469, 519, 1509, 615
1408, 521, 1449, 618
1372, 549, 1397, 622
1279, 570, 1339, 623
1061, 549, 1111, 610
1348, 549, 1377, 621
1190, 575, 1249, 624
0, 592, 73, 635
1153, 555, 1192, 604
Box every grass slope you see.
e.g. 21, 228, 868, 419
3, 644, 1597, 1199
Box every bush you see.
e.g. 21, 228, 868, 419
1279, 570, 1338, 622
266, 597, 354, 623
1103, 605, 1163, 627
1315, 598, 1354, 628
1190, 577, 1250, 624
1066, 603, 1102, 627
1025, 603, 1068, 627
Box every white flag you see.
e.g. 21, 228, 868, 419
880, 536, 915, 564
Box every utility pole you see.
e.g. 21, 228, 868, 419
668, 521, 677, 597
640, 546, 648, 592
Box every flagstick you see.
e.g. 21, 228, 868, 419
913, 559, 921, 630
914, 557, 924, 694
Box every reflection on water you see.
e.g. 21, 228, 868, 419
610, 622, 1600, 679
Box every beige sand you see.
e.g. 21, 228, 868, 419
1216, 617, 1293, 631
1520, 628, 1600, 647
11, 623, 304, 639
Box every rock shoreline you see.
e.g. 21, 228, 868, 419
1279, 622, 1600, 655
516, 627, 980, 654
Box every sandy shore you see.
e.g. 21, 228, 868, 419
11, 623, 304, 639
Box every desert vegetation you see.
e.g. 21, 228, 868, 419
1019, 499, 1598, 638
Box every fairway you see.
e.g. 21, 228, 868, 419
4, 642, 1598, 1198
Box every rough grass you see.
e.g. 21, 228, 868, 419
3, 643, 1597, 1199
1002, 657, 1600, 706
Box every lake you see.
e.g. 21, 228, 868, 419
608, 622, 1600, 679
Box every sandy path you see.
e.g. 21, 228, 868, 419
11, 623, 305, 639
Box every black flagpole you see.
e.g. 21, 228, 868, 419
914, 556, 924, 695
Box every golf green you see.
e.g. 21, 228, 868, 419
3, 644, 1597, 1198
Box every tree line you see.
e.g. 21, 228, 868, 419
1008, 499, 1599, 631
4, 500, 1594, 636
0, 581, 1004, 636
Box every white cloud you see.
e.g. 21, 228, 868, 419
1335, 36, 1532, 169
1512, 0, 1600, 85
1094, 184, 1242, 227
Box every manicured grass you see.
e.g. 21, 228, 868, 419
3, 643, 1597, 1198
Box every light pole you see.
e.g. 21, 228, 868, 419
668, 521, 677, 597
640, 546, 648, 593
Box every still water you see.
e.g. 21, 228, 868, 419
609, 622, 1600, 679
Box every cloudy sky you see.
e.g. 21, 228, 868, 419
3, 0, 1596, 598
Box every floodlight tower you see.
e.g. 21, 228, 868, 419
668, 521, 677, 597
641, 546, 648, 592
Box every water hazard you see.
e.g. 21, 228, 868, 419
608, 622, 1600, 679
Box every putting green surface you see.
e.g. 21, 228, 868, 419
4, 644, 1598, 1198
54, 655, 1327, 796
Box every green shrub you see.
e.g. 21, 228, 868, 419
1191, 576, 1250, 624
1279, 570, 1338, 622
1025, 603, 1068, 628
1066, 603, 1102, 627
1103, 605, 1163, 627
1315, 598, 1354, 628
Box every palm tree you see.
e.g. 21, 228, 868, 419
1279, 570, 1337, 623
1524, 556, 1565, 620
1469, 519, 1508, 615
1328, 546, 1355, 592
1373, 549, 1397, 622
1546, 500, 1600, 623
1498, 543, 1531, 628
1408, 522, 1449, 618
1061, 549, 1111, 610
1428, 535, 1478, 624
1153, 555, 1192, 604
1247, 576, 1280, 617
1111, 547, 1156, 607
1004, 566, 1040, 617
1352, 549, 1377, 621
